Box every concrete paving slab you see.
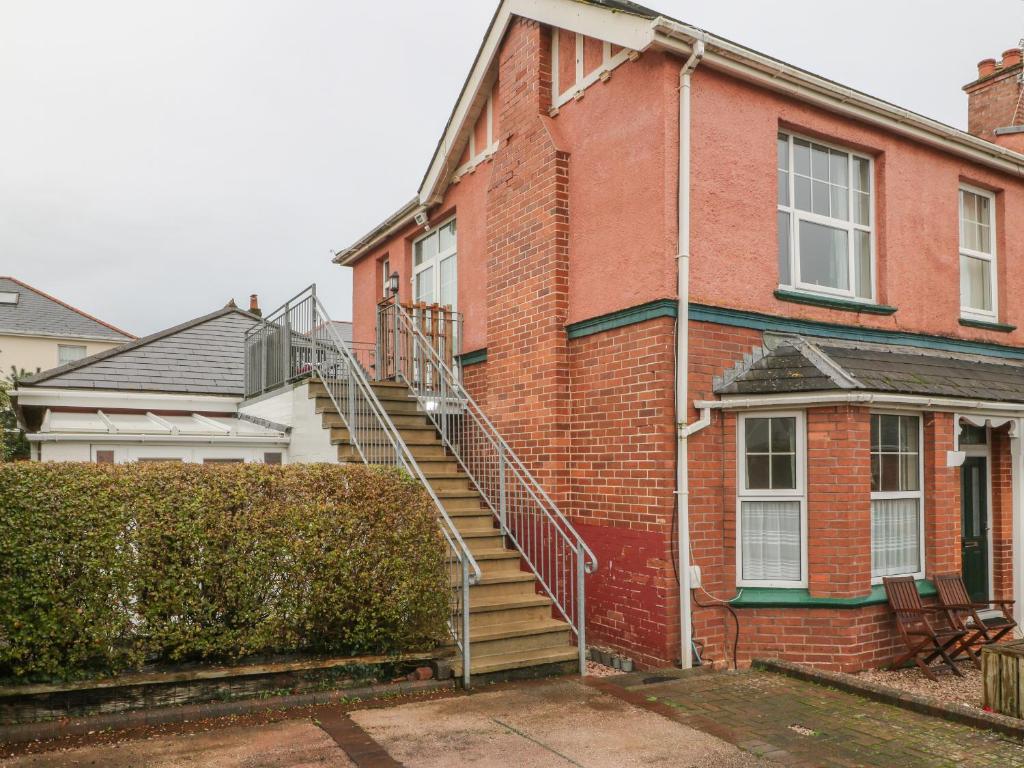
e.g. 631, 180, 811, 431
349, 679, 762, 767
0, 719, 352, 768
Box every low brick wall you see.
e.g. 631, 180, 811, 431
0, 651, 448, 726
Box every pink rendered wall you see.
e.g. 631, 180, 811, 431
689, 65, 1024, 342
348, 41, 680, 352
552, 50, 679, 325
348, 161, 491, 353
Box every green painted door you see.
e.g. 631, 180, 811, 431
960, 456, 989, 603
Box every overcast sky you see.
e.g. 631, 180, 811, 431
2, 1, 1023, 336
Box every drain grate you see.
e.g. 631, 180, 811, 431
641, 675, 677, 685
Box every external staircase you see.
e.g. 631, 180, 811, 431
308, 378, 579, 678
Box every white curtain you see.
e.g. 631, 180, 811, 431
741, 500, 801, 582
871, 498, 920, 578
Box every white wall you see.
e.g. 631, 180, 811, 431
240, 382, 336, 463
38, 442, 285, 464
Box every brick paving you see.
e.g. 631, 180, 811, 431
589, 668, 1024, 767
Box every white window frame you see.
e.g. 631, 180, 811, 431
411, 216, 457, 310
57, 344, 87, 365
959, 184, 998, 322
736, 411, 808, 589
0, 291, 19, 305
777, 132, 876, 303
869, 412, 926, 584
380, 256, 390, 299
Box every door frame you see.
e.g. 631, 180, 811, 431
962, 429, 994, 602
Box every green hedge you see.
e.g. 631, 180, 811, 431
0, 463, 449, 681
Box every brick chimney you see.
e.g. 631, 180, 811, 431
964, 46, 1024, 152
249, 294, 262, 317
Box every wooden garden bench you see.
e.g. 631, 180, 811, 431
882, 575, 969, 681
934, 572, 1017, 663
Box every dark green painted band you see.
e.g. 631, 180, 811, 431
565, 299, 678, 339
458, 348, 487, 366
731, 580, 936, 609
690, 303, 1024, 361
773, 289, 897, 316
959, 318, 1017, 333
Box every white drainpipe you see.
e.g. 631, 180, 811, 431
677, 38, 705, 670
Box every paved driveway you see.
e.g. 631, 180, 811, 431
8, 668, 1024, 767
350, 678, 758, 767
2, 719, 352, 767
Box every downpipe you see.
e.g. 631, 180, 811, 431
676, 38, 705, 670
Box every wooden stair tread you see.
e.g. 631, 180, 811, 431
470, 619, 571, 643
461, 646, 578, 675
435, 490, 482, 498
452, 573, 535, 587
469, 595, 552, 613
468, 550, 521, 561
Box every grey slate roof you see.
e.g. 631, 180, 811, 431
0, 276, 134, 342
714, 335, 1024, 403
20, 306, 259, 395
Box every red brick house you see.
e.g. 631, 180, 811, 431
323, 0, 1024, 674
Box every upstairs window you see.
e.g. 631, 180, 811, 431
413, 219, 457, 309
777, 133, 874, 301
960, 186, 997, 320
0, 291, 18, 305
58, 344, 86, 365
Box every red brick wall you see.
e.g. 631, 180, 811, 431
966, 64, 1023, 141
461, 360, 488, 410
991, 428, 1013, 599
567, 316, 678, 667
924, 412, 961, 577
728, 604, 910, 672
806, 406, 872, 599
485, 18, 572, 506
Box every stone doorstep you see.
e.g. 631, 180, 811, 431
0, 678, 455, 747
753, 658, 1024, 741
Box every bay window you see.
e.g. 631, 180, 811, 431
737, 413, 806, 587
959, 186, 997, 320
870, 414, 924, 580
777, 133, 874, 301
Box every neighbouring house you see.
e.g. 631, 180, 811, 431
316, 0, 1024, 676
0, 276, 134, 377
13, 299, 294, 464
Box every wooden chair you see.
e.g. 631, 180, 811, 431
883, 576, 969, 681
934, 572, 1017, 663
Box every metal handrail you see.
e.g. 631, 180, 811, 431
379, 299, 597, 674
245, 286, 480, 687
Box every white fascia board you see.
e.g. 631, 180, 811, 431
510, 0, 655, 50
418, 2, 514, 207
696, 390, 1024, 415
332, 197, 421, 267
13, 388, 241, 413
418, 0, 655, 207
27, 433, 289, 446
651, 21, 1024, 178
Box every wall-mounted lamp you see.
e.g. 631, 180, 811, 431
388, 271, 400, 296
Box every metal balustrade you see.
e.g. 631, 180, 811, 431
244, 286, 480, 686
378, 298, 598, 673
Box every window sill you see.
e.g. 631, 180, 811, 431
959, 317, 1016, 333
731, 579, 935, 609
774, 289, 897, 316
